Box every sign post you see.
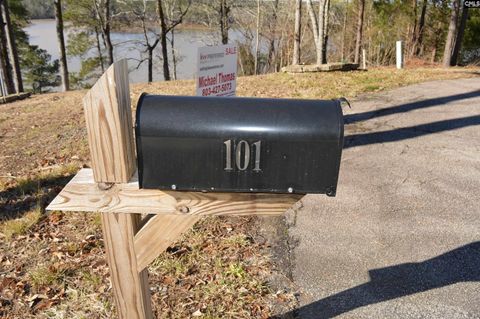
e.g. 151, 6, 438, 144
396, 41, 403, 69
196, 44, 237, 97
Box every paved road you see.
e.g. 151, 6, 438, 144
285, 77, 480, 318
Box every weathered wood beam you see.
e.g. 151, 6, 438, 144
47, 168, 303, 216
83, 59, 136, 183
134, 214, 200, 272
101, 212, 153, 319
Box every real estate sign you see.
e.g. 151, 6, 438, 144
196, 44, 237, 97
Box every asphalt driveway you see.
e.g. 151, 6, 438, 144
285, 77, 480, 318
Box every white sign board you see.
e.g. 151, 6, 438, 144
196, 44, 237, 97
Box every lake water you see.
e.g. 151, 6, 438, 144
24, 20, 244, 84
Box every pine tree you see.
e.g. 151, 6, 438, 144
54, 0, 69, 91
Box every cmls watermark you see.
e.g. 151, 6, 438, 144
464, 0, 480, 8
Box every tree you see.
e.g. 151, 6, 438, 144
462, 8, 480, 64
94, 0, 114, 66
292, 0, 302, 65
157, 0, 170, 80
127, 0, 161, 83
22, 45, 60, 93
306, 0, 330, 65
66, 31, 103, 88
199, 0, 232, 44
443, 0, 460, 66
414, 0, 428, 56
1, 0, 22, 93
158, 0, 191, 81
120, 0, 190, 82
451, 4, 468, 65
409, 0, 418, 57
354, 0, 365, 64
0, 40, 14, 95
54, 0, 69, 91
219, 0, 230, 44
0, 3, 14, 95
22, 0, 54, 19
2, 0, 62, 93
341, 0, 349, 62
169, 29, 178, 80
64, 0, 108, 83
253, 0, 260, 74
265, 0, 280, 72
322, 0, 330, 64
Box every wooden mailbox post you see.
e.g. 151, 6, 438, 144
47, 60, 303, 319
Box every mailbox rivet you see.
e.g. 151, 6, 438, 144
288, 187, 293, 193
171, 184, 177, 190
178, 206, 189, 214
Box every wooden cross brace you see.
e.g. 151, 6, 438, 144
47, 60, 302, 319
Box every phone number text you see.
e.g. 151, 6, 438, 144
202, 82, 233, 96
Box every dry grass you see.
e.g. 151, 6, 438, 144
0, 67, 479, 318
1, 207, 42, 239
148, 217, 278, 319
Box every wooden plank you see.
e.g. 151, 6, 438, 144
47, 168, 302, 216
101, 212, 153, 319
83, 59, 136, 183
134, 214, 200, 271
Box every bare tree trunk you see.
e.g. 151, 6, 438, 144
220, 0, 229, 44
292, 0, 302, 65
0, 5, 14, 95
316, 0, 326, 64
266, 0, 279, 72
1, 0, 22, 93
322, 0, 330, 64
54, 0, 69, 91
306, 0, 325, 65
307, 0, 329, 65
254, 0, 260, 75
341, 0, 348, 62
431, 46, 437, 62
414, 0, 427, 56
451, 6, 468, 66
431, 19, 441, 63
409, 0, 418, 57
157, 0, 170, 81
0, 42, 14, 95
94, 0, 114, 66
306, 0, 320, 48
443, 0, 460, 67
95, 27, 105, 73
104, 35, 114, 66
354, 0, 365, 64
104, 0, 114, 65
170, 29, 177, 80
147, 47, 153, 83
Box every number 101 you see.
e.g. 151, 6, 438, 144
224, 139, 262, 171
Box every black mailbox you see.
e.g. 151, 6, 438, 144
135, 95, 344, 196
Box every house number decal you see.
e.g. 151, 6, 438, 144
224, 140, 261, 172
